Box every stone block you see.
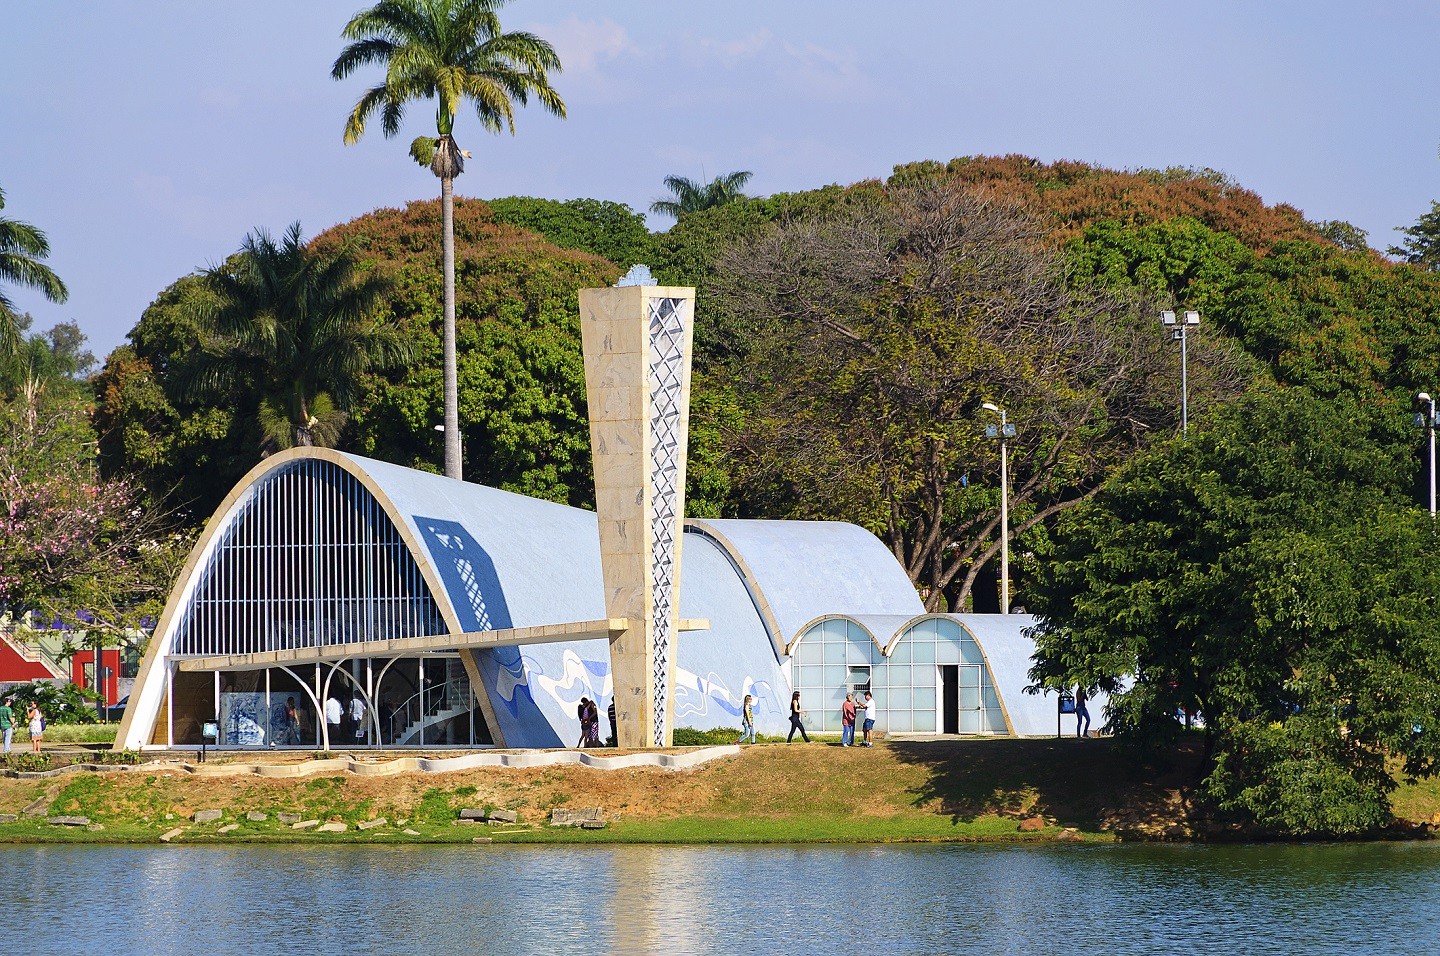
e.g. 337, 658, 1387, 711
159, 828, 185, 842
0, 814, 17, 823
86, 824, 105, 832
579, 820, 608, 830
1018, 817, 1046, 832
47, 816, 90, 827
193, 810, 222, 824
316, 822, 347, 833
217, 824, 238, 834
471, 836, 493, 844
487, 809, 518, 824
402, 828, 420, 836
357, 818, 387, 831
277, 812, 300, 824
246, 811, 268, 822
550, 807, 604, 827
458, 808, 486, 820
292, 819, 320, 830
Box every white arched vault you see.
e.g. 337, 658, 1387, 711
117, 448, 508, 750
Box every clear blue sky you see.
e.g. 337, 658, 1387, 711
4, 1, 1439, 358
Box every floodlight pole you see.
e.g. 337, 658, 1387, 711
1419, 392, 1436, 518
1161, 311, 1201, 436
982, 403, 1012, 615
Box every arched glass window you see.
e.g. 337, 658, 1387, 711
789, 618, 877, 731
171, 459, 446, 658
878, 618, 1006, 734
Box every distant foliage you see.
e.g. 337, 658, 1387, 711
487, 196, 654, 268
1389, 200, 1440, 270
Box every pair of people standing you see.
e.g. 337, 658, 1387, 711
845, 691, 876, 746
575, 697, 602, 748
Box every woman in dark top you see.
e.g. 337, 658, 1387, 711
787, 690, 810, 743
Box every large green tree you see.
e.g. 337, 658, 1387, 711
332, 0, 566, 481
0, 184, 68, 362
185, 223, 409, 452
1027, 389, 1440, 835
701, 179, 1250, 610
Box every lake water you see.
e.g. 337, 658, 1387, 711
3, 842, 1437, 955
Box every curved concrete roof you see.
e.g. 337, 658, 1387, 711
687, 519, 924, 650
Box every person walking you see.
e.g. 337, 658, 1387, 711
1075, 685, 1091, 738
0, 696, 13, 754
787, 691, 810, 743
861, 691, 877, 747
737, 694, 756, 744
840, 693, 857, 747
607, 698, 618, 747
283, 697, 300, 745
350, 693, 368, 743
585, 698, 601, 747
576, 697, 591, 748
27, 702, 43, 753
324, 692, 343, 748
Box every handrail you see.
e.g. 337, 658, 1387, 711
389, 678, 468, 742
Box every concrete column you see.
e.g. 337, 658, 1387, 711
579, 279, 695, 748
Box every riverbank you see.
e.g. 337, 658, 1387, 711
2, 737, 1437, 845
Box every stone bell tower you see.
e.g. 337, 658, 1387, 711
578, 267, 696, 748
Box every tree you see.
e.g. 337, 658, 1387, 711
0, 184, 68, 362
704, 179, 1249, 610
650, 171, 754, 219
1389, 200, 1440, 270
0, 390, 192, 664
332, 0, 566, 481
1026, 390, 1440, 835
486, 196, 653, 267
185, 223, 409, 452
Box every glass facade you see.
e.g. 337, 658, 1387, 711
790, 616, 1008, 735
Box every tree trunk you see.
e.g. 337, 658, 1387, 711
441, 173, 461, 480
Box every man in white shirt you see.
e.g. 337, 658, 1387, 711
862, 691, 877, 747
350, 694, 367, 741
325, 694, 343, 746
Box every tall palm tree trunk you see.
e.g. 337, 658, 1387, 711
441, 174, 461, 479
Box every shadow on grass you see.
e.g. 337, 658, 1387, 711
886, 737, 1202, 830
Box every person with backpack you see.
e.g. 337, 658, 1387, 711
27, 702, 43, 753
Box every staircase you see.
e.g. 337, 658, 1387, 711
0, 624, 67, 680
392, 675, 472, 746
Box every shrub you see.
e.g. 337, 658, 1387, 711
4, 753, 52, 773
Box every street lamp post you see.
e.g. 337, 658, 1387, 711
982, 402, 1016, 615
1160, 310, 1201, 435
1417, 392, 1436, 518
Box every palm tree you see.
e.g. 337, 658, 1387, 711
331, 0, 566, 480
650, 171, 754, 219
0, 184, 68, 361
187, 223, 409, 452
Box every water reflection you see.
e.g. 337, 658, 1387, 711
2, 842, 1439, 955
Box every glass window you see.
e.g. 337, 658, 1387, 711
822, 618, 849, 641
960, 686, 980, 710
887, 710, 912, 733
913, 685, 936, 710
936, 636, 962, 665
959, 665, 980, 688
958, 710, 982, 734
888, 687, 912, 710
796, 665, 823, 688
984, 707, 1008, 734
823, 665, 847, 687
794, 635, 824, 667
912, 710, 937, 732
961, 637, 985, 665
911, 639, 936, 664
888, 639, 912, 664
823, 636, 846, 665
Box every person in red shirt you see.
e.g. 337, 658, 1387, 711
841, 693, 857, 747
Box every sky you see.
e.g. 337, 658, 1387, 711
4, 1, 1440, 360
